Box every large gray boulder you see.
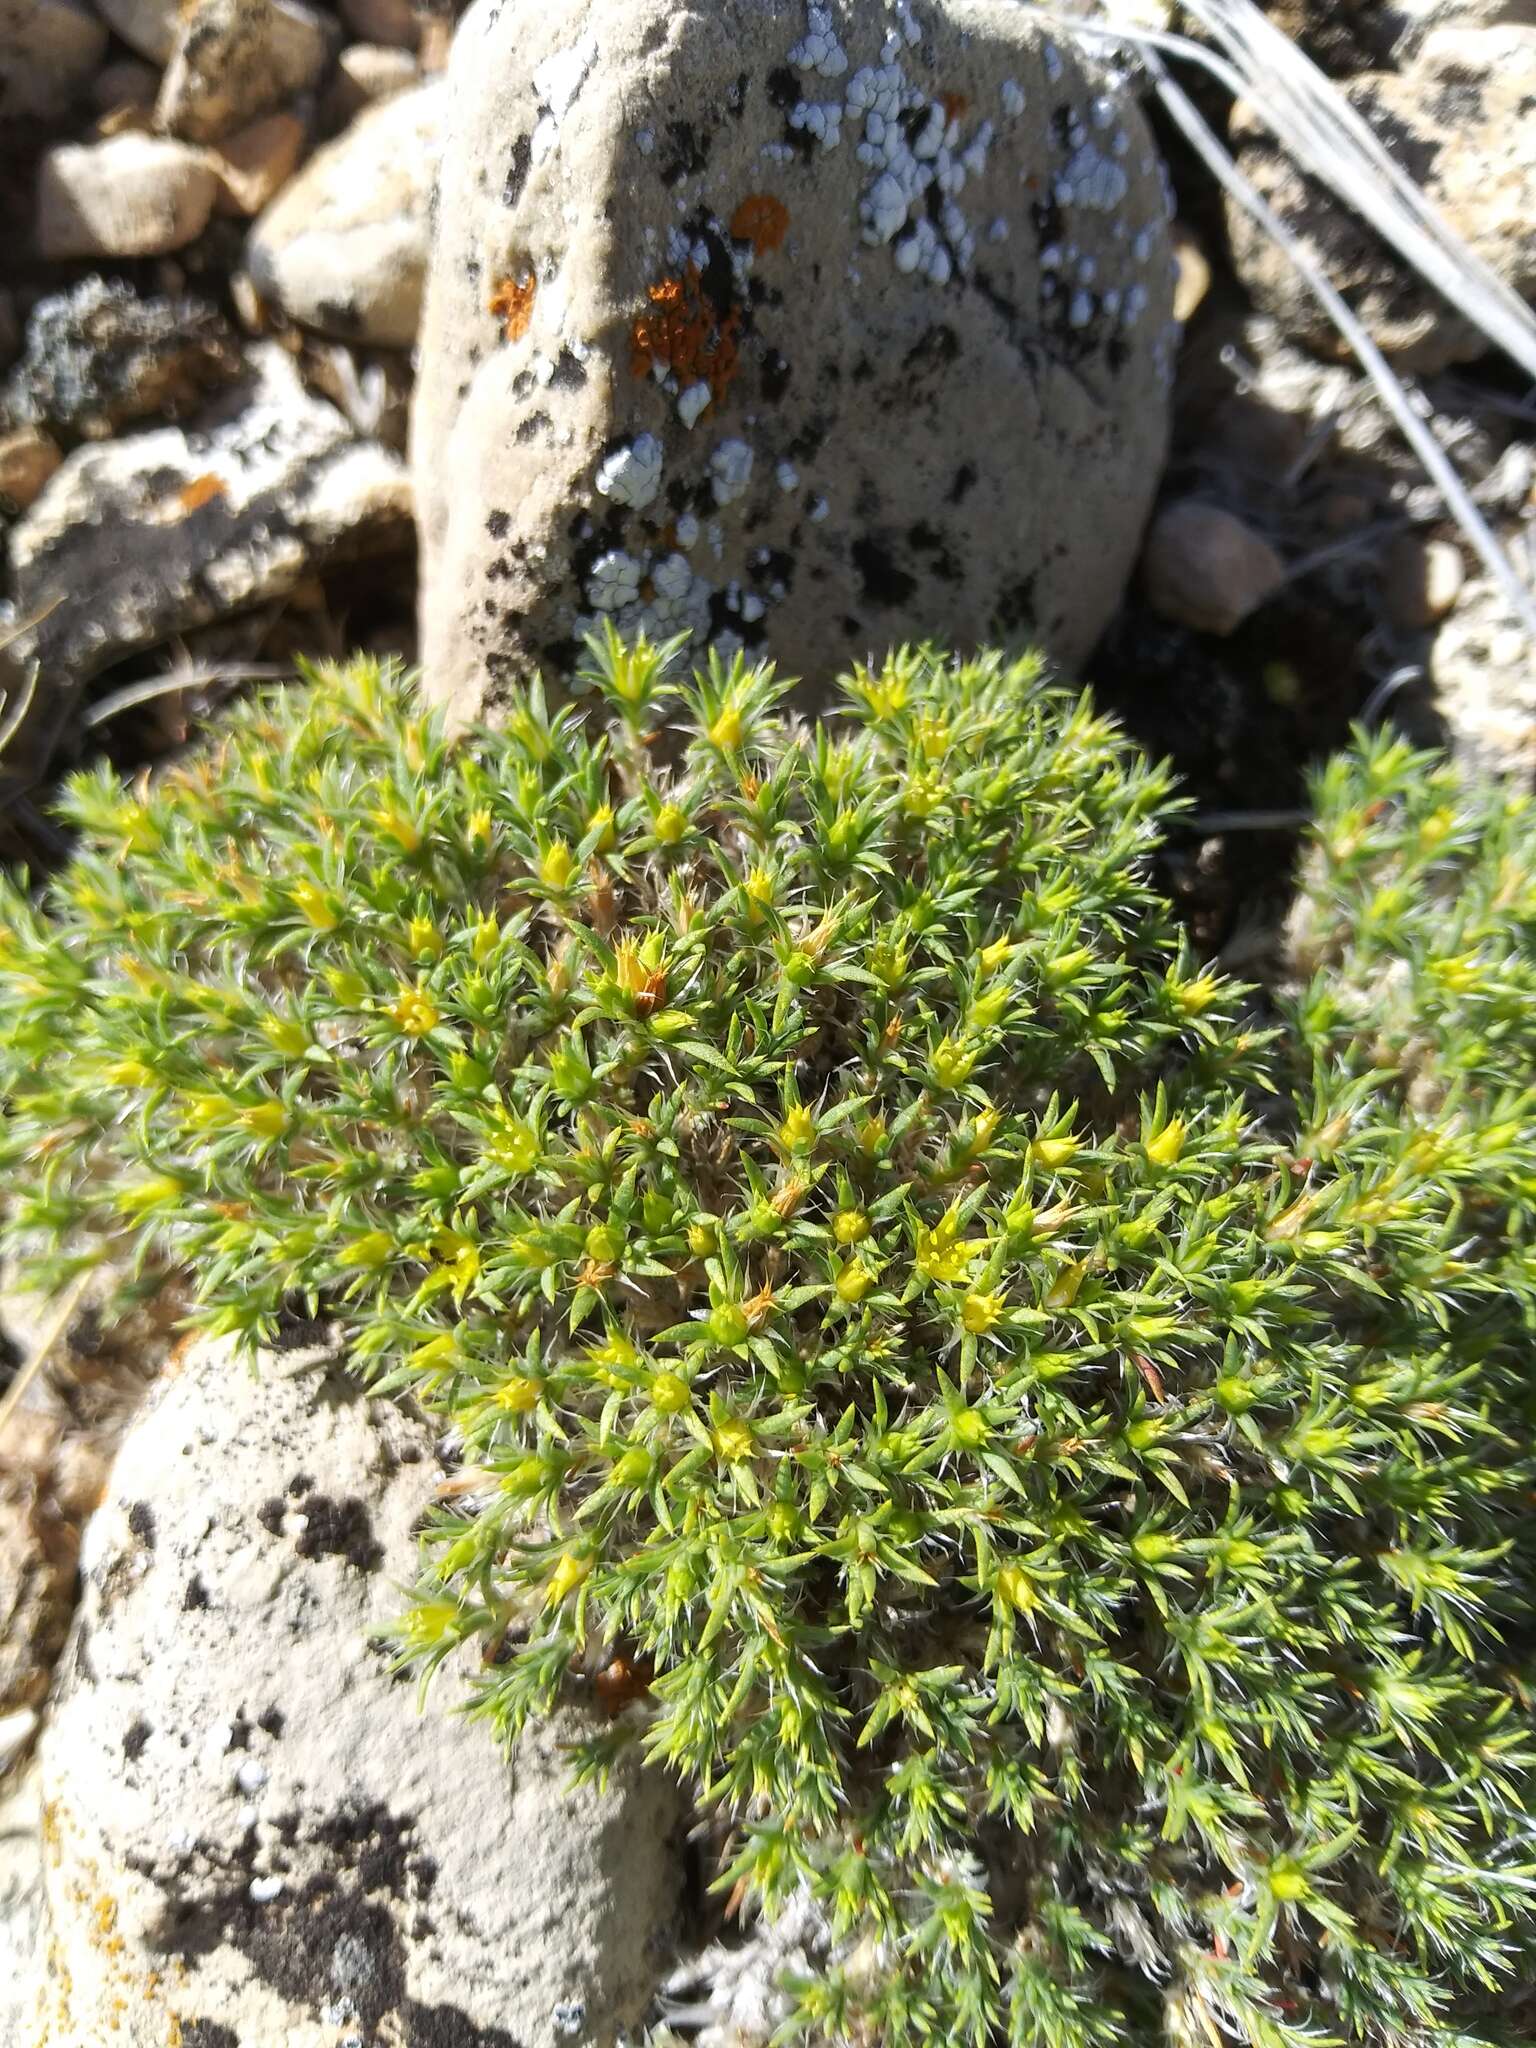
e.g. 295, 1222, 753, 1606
31, 1334, 682, 2048
413, 0, 1180, 722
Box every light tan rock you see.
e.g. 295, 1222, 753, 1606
247, 82, 447, 345
414, 0, 1180, 723
34, 1333, 682, 2048
1384, 533, 1465, 629
156, 0, 331, 145
327, 40, 421, 124
1171, 221, 1211, 325
1141, 499, 1286, 635
211, 109, 310, 216
1229, 25, 1536, 371
0, 0, 106, 120
35, 134, 221, 260
0, 429, 62, 511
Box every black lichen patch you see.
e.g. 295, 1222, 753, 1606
514, 411, 551, 444
907, 521, 963, 585
127, 1500, 156, 1549
766, 66, 799, 110
256, 1497, 288, 1538
123, 1716, 152, 1762
485, 509, 510, 540
760, 350, 792, 404
726, 71, 750, 119
903, 323, 960, 375
404, 2003, 524, 2047
258, 1705, 286, 1738
992, 575, 1039, 636
948, 462, 979, 505
181, 2024, 240, 2048
659, 118, 712, 187
183, 1573, 210, 1612
501, 134, 532, 209
548, 349, 587, 391
852, 538, 917, 609
294, 1494, 383, 1573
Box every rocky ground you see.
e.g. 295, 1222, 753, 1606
1, 0, 1533, 2039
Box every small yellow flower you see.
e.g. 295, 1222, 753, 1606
1030, 1135, 1080, 1171
649, 1369, 692, 1414
930, 1035, 977, 1089
713, 1417, 755, 1463
539, 839, 577, 889
653, 803, 688, 846
544, 1552, 593, 1607
833, 1209, 870, 1247
980, 937, 1014, 975
471, 914, 500, 965
745, 865, 775, 906
687, 1221, 717, 1257
466, 805, 493, 846
291, 879, 340, 932
709, 704, 745, 749
239, 1100, 287, 1140
407, 914, 443, 961
779, 1105, 817, 1153
373, 803, 422, 853
994, 1563, 1037, 1614
339, 1229, 393, 1269
489, 1113, 538, 1172
1173, 976, 1221, 1016
961, 1290, 1004, 1335
495, 1375, 540, 1414
1145, 1120, 1187, 1169
836, 1260, 875, 1304
587, 804, 616, 851
389, 984, 440, 1038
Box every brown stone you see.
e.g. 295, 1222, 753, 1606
1384, 533, 1465, 629
1141, 498, 1287, 635
0, 430, 62, 511
210, 110, 309, 217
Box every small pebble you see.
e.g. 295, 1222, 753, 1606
248, 1874, 285, 1903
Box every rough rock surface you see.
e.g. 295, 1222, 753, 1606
0, 0, 107, 120
5, 344, 410, 755
0, 1764, 47, 2048
35, 134, 221, 261
31, 1334, 683, 2048
413, 0, 1180, 721
247, 82, 447, 346
0, 277, 242, 446
1428, 576, 1536, 779
1229, 24, 1536, 371
156, 0, 332, 144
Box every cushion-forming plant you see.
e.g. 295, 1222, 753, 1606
1, 641, 1533, 2048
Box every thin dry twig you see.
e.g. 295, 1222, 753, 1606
0, 1271, 92, 1447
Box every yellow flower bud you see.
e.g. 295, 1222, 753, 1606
833, 1209, 870, 1247
1145, 1120, 1187, 1169
389, 984, 440, 1038
654, 803, 688, 846
539, 839, 576, 889
543, 1552, 593, 1607
835, 1260, 875, 1304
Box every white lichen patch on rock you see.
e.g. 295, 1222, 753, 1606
413, 0, 1180, 725
33, 1335, 681, 2048
595, 431, 663, 509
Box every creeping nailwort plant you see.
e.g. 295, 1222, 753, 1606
2, 642, 1535, 2048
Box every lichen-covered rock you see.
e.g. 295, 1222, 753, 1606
4, 345, 410, 766
246, 83, 447, 345
35, 134, 222, 260
34, 1334, 682, 2048
0, 0, 106, 122
156, 0, 332, 145
0, 1763, 47, 2048
0, 277, 242, 445
413, 0, 1179, 721
1228, 25, 1536, 371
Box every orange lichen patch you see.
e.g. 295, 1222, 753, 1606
630, 263, 741, 404
176, 472, 225, 516
939, 90, 970, 122
730, 192, 790, 254
488, 270, 537, 342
